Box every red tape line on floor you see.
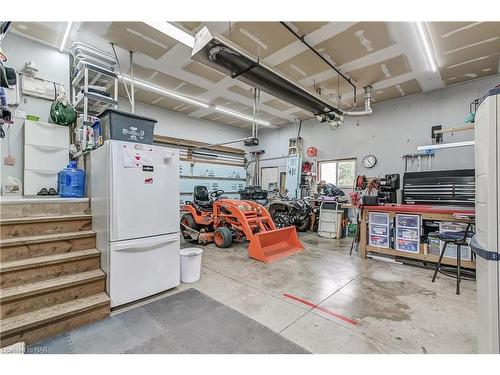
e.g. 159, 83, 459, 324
283, 293, 359, 326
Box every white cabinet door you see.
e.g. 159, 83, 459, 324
110, 141, 179, 241
24, 120, 69, 148
474, 93, 500, 353
24, 170, 59, 195
109, 233, 180, 307
24, 145, 68, 171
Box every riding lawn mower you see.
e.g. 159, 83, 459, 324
180, 186, 304, 263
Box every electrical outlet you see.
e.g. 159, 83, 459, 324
14, 110, 26, 119
4, 156, 16, 166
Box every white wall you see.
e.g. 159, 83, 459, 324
254, 74, 500, 185
0, 33, 250, 191
3, 31, 499, 194
1, 32, 70, 188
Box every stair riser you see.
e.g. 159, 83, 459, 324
1, 278, 106, 319
1, 219, 92, 239
1, 202, 90, 220
1, 236, 96, 262
0, 303, 110, 348
1, 257, 100, 288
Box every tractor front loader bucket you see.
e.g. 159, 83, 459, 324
248, 226, 304, 263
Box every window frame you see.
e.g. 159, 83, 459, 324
317, 158, 357, 189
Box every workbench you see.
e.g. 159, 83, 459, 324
359, 204, 476, 269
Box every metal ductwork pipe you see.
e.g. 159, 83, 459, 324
342, 86, 373, 117
191, 27, 342, 117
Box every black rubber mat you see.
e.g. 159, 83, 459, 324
28, 288, 309, 354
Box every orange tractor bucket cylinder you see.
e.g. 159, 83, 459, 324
248, 226, 304, 263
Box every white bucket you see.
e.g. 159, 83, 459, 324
180, 247, 203, 283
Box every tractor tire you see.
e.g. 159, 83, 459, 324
295, 216, 311, 232
273, 211, 293, 229
214, 227, 233, 248
180, 213, 199, 241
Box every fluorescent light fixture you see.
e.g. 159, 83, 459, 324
119, 75, 209, 109
59, 22, 72, 52
415, 22, 437, 72
417, 140, 474, 151
215, 106, 271, 126
118, 75, 272, 126
144, 22, 195, 48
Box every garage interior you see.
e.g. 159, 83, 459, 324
0, 13, 499, 360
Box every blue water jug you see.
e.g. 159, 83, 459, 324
59, 161, 86, 198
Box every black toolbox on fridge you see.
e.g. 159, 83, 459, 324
99, 109, 157, 145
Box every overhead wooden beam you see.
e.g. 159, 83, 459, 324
433, 124, 474, 135
153, 135, 246, 155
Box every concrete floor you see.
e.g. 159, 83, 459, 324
119, 232, 478, 354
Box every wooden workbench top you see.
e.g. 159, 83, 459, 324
362, 204, 475, 215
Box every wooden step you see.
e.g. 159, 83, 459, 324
0, 249, 101, 288
0, 231, 96, 262
1, 198, 90, 220
0, 292, 110, 348
0, 214, 92, 240
1, 270, 106, 319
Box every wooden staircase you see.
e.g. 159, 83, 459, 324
0, 198, 110, 348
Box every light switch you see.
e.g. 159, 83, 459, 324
14, 109, 26, 119
4, 156, 16, 166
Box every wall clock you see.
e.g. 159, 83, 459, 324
362, 154, 377, 168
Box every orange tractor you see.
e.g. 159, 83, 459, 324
180, 186, 304, 263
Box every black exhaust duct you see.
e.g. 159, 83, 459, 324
191, 27, 342, 118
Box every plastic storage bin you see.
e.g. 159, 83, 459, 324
370, 235, 389, 247
428, 234, 441, 255
397, 239, 419, 252
436, 222, 472, 260
397, 227, 419, 240
370, 224, 388, 236
369, 212, 391, 248
369, 212, 390, 225
442, 243, 472, 260
99, 109, 157, 144
395, 214, 421, 252
180, 247, 203, 283
58, 161, 86, 197
397, 214, 420, 228
428, 237, 472, 260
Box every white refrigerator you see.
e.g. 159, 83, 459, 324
473, 88, 500, 353
90, 140, 180, 307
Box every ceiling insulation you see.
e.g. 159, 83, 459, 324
10, 21, 500, 130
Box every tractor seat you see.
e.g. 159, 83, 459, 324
193, 186, 213, 211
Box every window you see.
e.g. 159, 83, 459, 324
318, 158, 357, 189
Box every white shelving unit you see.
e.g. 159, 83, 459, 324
23, 120, 69, 195
179, 160, 246, 203
71, 61, 118, 120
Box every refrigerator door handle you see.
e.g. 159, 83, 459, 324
470, 235, 499, 261
113, 234, 179, 252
